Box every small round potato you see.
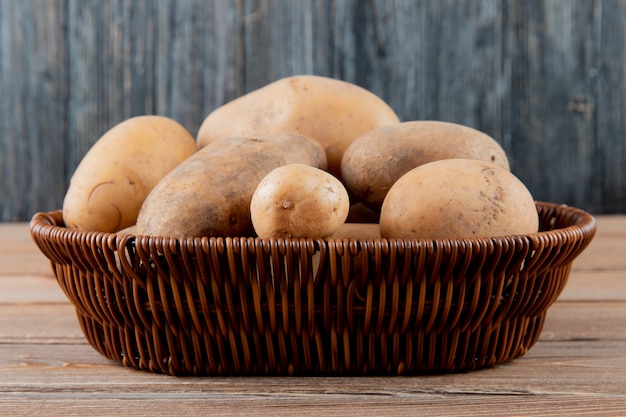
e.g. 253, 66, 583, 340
62, 115, 197, 232
379, 159, 538, 239
341, 120, 510, 209
250, 164, 350, 238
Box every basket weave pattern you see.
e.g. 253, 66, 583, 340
30, 202, 596, 376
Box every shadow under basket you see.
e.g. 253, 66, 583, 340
30, 202, 596, 376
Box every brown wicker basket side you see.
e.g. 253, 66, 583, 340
29, 202, 596, 376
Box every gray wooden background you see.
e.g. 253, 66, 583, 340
1, 0, 625, 221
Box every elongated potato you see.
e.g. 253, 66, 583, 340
341, 120, 510, 209
196, 75, 400, 178
379, 159, 538, 239
62, 115, 197, 232
136, 134, 327, 238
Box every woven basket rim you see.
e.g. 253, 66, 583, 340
30, 201, 596, 247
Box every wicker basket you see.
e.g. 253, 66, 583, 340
30, 202, 596, 376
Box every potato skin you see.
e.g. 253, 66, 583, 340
327, 223, 380, 240
341, 121, 510, 209
196, 75, 399, 178
379, 159, 538, 239
250, 164, 350, 238
62, 115, 197, 232
136, 134, 327, 238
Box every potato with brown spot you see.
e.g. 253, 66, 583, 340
250, 164, 350, 238
341, 120, 510, 210
379, 159, 538, 239
196, 75, 400, 179
136, 134, 327, 238
62, 115, 197, 232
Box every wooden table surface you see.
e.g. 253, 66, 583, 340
1, 217, 625, 416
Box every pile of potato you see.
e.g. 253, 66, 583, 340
62, 75, 538, 240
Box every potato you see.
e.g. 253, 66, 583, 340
196, 75, 400, 179
346, 202, 380, 223
250, 164, 350, 238
117, 224, 137, 235
136, 134, 327, 238
309, 222, 380, 280
379, 159, 538, 239
62, 115, 196, 232
341, 120, 510, 209
327, 223, 380, 240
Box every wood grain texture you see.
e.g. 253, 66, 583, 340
1, 216, 625, 415
0, 0, 68, 220
1, 0, 625, 221
0, 303, 625, 416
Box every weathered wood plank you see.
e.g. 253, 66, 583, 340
0, 222, 53, 275
569, 215, 626, 271
1, 389, 625, 417
0, 0, 68, 220
559, 271, 626, 301
67, 0, 242, 153
501, 0, 599, 210
0, 276, 66, 303
0, 335, 625, 416
1, 393, 624, 417
595, 0, 626, 212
